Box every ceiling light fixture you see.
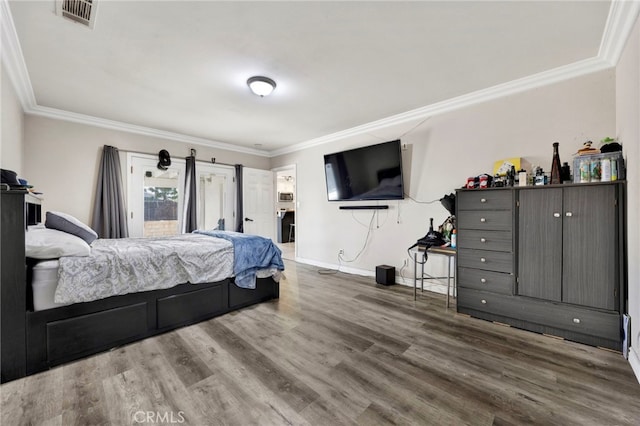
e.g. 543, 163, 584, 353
247, 76, 276, 97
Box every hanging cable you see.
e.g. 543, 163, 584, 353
339, 211, 377, 263
404, 193, 441, 204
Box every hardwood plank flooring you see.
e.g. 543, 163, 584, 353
2, 259, 640, 425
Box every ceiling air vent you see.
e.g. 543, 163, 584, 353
56, 0, 97, 29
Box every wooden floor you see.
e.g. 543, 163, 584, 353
2, 260, 640, 425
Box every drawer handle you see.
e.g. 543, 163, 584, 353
553, 212, 560, 218
480, 278, 487, 283
480, 198, 487, 203
481, 299, 487, 304
566, 212, 573, 217
480, 238, 486, 243
480, 258, 486, 263
480, 218, 486, 223
573, 318, 581, 324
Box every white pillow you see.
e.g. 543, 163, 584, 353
45, 211, 98, 244
26, 228, 91, 259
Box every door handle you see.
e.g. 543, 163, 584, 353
244, 217, 254, 222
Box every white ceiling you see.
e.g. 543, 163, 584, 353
3, 1, 626, 155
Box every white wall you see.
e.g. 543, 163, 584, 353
271, 69, 616, 290
1, 62, 24, 175
23, 115, 270, 225
616, 14, 640, 382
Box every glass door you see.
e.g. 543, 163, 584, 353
196, 164, 235, 231
128, 154, 185, 237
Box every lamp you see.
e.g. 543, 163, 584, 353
247, 76, 276, 97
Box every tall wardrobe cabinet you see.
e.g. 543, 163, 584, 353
457, 182, 626, 351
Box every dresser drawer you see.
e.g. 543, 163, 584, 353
457, 248, 513, 273
457, 267, 513, 294
457, 288, 620, 341
457, 210, 512, 231
457, 229, 512, 252
458, 190, 513, 211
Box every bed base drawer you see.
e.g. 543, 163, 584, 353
157, 283, 227, 329
46, 303, 149, 363
229, 277, 279, 309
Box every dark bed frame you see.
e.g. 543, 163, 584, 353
25, 275, 279, 376
0, 190, 279, 383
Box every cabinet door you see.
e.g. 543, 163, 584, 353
517, 188, 562, 301
562, 185, 617, 310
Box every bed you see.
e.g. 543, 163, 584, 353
10, 205, 283, 379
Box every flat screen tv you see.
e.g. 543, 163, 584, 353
324, 139, 404, 201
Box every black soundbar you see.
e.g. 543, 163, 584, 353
339, 205, 389, 210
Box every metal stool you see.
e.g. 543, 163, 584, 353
288, 223, 295, 242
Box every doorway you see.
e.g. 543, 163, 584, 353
273, 166, 296, 261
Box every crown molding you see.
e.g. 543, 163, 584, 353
1, 0, 636, 159
0, 0, 36, 110
28, 105, 271, 157
598, 0, 640, 65
269, 56, 612, 157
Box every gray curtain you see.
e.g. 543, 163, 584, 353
182, 155, 197, 233
91, 145, 129, 238
235, 164, 244, 233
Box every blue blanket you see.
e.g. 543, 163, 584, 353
194, 230, 284, 289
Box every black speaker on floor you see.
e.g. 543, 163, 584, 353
376, 265, 395, 286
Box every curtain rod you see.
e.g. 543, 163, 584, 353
117, 147, 239, 168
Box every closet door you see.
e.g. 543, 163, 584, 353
517, 188, 562, 301
562, 185, 617, 310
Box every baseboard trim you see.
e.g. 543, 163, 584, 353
293, 256, 450, 295
629, 346, 640, 385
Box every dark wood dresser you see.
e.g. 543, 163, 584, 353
456, 181, 626, 351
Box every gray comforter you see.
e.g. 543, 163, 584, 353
54, 234, 234, 303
